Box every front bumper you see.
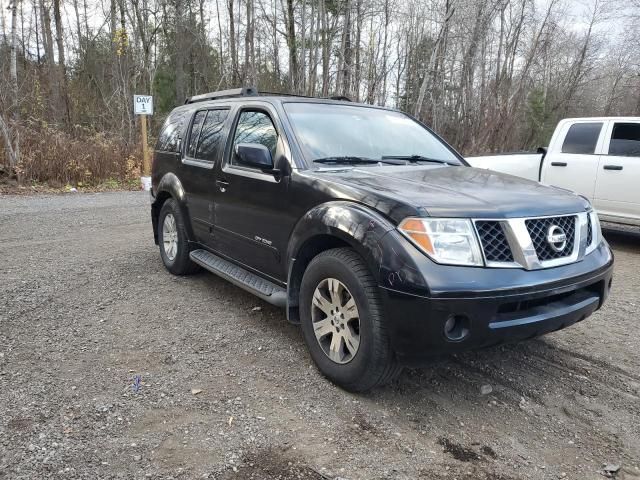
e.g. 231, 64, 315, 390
377, 232, 614, 364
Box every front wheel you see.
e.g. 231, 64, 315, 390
299, 248, 402, 392
157, 198, 199, 275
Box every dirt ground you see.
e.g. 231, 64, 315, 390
1, 191, 639, 480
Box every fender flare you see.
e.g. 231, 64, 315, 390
151, 172, 195, 243
285, 201, 396, 322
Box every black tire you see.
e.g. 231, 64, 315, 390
157, 198, 199, 275
299, 248, 402, 392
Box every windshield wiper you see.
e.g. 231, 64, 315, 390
314, 156, 388, 165
381, 155, 454, 165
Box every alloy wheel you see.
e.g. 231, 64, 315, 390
311, 278, 361, 364
162, 213, 178, 261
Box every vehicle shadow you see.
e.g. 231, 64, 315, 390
603, 225, 640, 253
378, 336, 585, 404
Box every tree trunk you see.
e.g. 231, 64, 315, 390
228, 0, 238, 85
244, 0, 254, 85
380, 0, 389, 104
33, 0, 41, 63
215, 0, 225, 85
39, 0, 58, 119
336, 0, 352, 96
9, 0, 19, 120
72, 0, 83, 54
53, 0, 71, 125
175, 0, 186, 101
320, 0, 329, 96
309, 2, 320, 95
0, 2, 7, 44
300, 0, 307, 93
414, 0, 454, 118
272, 0, 280, 82
285, 0, 299, 92
0, 114, 19, 172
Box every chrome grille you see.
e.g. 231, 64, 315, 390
475, 221, 514, 262
524, 215, 576, 261
471, 212, 589, 270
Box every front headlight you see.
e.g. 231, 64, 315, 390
398, 218, 484, 266
586, 210, 603, 254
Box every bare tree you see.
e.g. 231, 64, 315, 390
9, 0, 19, 119
1, 0, 639, 186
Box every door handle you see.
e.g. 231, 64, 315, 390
551, 162, 567, 167
603, 165, 623, 171
216, 179, 229, 192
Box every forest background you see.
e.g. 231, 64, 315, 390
0, 0, 638, 187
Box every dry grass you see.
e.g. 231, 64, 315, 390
2, 123, 143, 188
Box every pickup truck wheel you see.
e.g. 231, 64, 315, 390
158, 199, 199, 275
299, 248, 401, 392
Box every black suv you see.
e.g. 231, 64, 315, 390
151, 87, 613, 392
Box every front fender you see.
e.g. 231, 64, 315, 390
287, 201, 396, 283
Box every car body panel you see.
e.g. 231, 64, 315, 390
302, 165, 590, 222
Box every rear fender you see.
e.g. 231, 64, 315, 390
151, 173, 195, 244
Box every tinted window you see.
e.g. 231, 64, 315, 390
561, 123, 602, 154
196, 110, 229, 161
187, 111, 207, 157
232, 111, 278, 165
156, 110, 189, 152
609, 123, 640, 157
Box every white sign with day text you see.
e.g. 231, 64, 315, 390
134, 95, 153, 115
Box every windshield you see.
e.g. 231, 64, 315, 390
283, 102, 462, 165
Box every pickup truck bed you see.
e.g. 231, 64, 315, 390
466, 152, 543, 182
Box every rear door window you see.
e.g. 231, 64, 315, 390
196, 110, 229, 161
561, 123, 603, 154
187, 111, 207, 158
608, 123, 640, 157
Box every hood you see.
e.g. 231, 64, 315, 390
305, 165, 590, 224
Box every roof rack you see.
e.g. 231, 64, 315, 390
184, 86, 352, 104
260, 91, 352, 102
185, 87, 258, 104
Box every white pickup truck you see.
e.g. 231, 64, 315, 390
467, 117, 640, 226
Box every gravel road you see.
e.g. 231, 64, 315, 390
1, 191, 639, 480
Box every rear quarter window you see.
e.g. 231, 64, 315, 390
156, 110, 190, 153
561, 123, 602, 154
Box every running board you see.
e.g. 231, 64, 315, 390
190, 249, 287, 308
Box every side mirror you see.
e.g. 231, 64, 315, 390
235, 143, 274, 171
537, 146, 548, 157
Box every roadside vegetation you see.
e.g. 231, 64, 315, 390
0, 0, 639, 189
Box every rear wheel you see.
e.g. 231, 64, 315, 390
299, 248, 402, 392
157, 198, 199, 275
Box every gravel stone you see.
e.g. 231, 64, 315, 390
0, 192, 639, 479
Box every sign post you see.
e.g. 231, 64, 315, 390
134, 95, 153, 179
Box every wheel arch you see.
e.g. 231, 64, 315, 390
151, 173, 194, 245
285, 201, 395, 323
